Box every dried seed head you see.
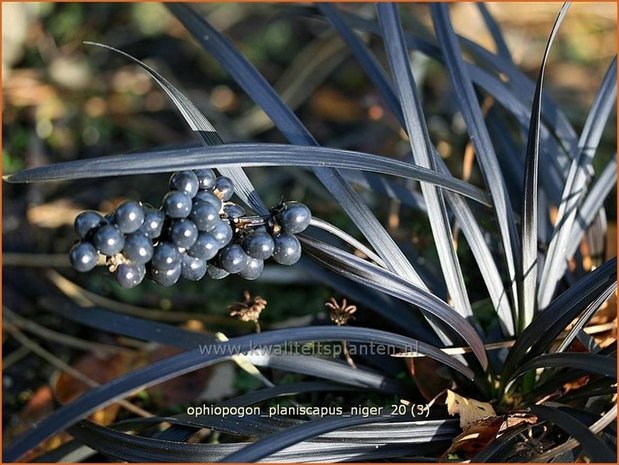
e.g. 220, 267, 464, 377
228, 291, 267, 323
325, 297, 357, 326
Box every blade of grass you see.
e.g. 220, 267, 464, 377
3, 326, 472, 462
84, 41, 268, 215
432, 4, 521, 322
5, 143, 489, 206
166, 3, 426, 288
377, 3, 473, 320
300, 234, 487, 369
317, 3, 513, 334
566, 154, 617, 260
519, 3, 570, 331
528, 405, 616, 462
501, 257, 616, 381
539, 57, 617, 307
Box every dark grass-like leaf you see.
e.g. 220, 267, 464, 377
41, 297, 409, 394
166, 3, 427, 288
218, 415, 416, 462
519, 3, 570, 330
378, 3, 473, 321
67, 418, 455, 462
5, 143, 490, 205
343, 170, 427, 211
476, 4, 512, 64
554, 282, 617, 354
84, 41, 268, 215
566, 154, 617, 260
300, 235, 487, 369
539, 57, 617, 308
509, 353, 617, 387
317, 3, 514, 334
470, 422, 532, 462
317, 3, 404, 123
3, 326, 469, 461
432, 4, 520, 323
528, 405, 617, 462
501, 257, 616, 381
298, 258, 441, 344
326, 8, 577, 195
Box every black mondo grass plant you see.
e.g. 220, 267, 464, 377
2, 2, 617, 463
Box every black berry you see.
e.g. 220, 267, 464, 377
163, 191, 192, 218
214, 176, 234, 201
140, 208, 166, 239
277, 201, 311, 234
194, 191, 223, 211
190, 201, 219, 232
169, 219, 198, 249
122, 232, 154, 264
219, 243, 249, 273
151, 242, 181, 270
243, 232, 274, 260
115, 263, 146, 288
272, 233, 302, 265
239, 257, 264, 280
210, 220, 233, 247
181, 255, 207, 281
187, 232, 220, 260
170, 170, 199, 198
93, 224, 125, 256
151, 262, 182, 287
194, 169, 217, 191
69, 242, 99, 272
74, 211, 103, 239
114, 200, 145, 234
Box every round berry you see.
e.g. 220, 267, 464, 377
170, 170, 199, 198
93, 224, 125, 256
140, 209, 166, 239
69, 242, 99, 272
223, 203, 245, 219
122, 232, 154, 264
169, 219, 198, 249
243, 232, 274, 260
210, 220, 233, 247
74, 211, 104, 239
194, 169, 217, 191
214, 176, 234, 201
190, 202, 219, 232
181, 255, 207, 281
115, 263, 146, 288
151, 242, 182, 270
187, 233, 219, 260
277, 202, 311, 234
239, 257, 264, 280
206, 263, 229, 280
194, 191, 223, 211
114, 200, 145, 234
163, 191, 192, 219
151, 262, 182, 287
272, 233, 302, 265
218, 243, 248, 273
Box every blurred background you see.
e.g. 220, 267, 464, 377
2, 2, 616, 454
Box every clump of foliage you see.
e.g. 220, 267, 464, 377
3, 2, 616, 463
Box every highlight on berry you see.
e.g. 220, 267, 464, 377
68, 169, 311, 288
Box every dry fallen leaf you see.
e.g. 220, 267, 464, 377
446, 389, 496, 429
442, 412, 538, 460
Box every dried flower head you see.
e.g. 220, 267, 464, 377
325, 297, 357, 326
228, 291, 267, 324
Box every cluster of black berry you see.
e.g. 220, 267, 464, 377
69, 169, 311, 288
